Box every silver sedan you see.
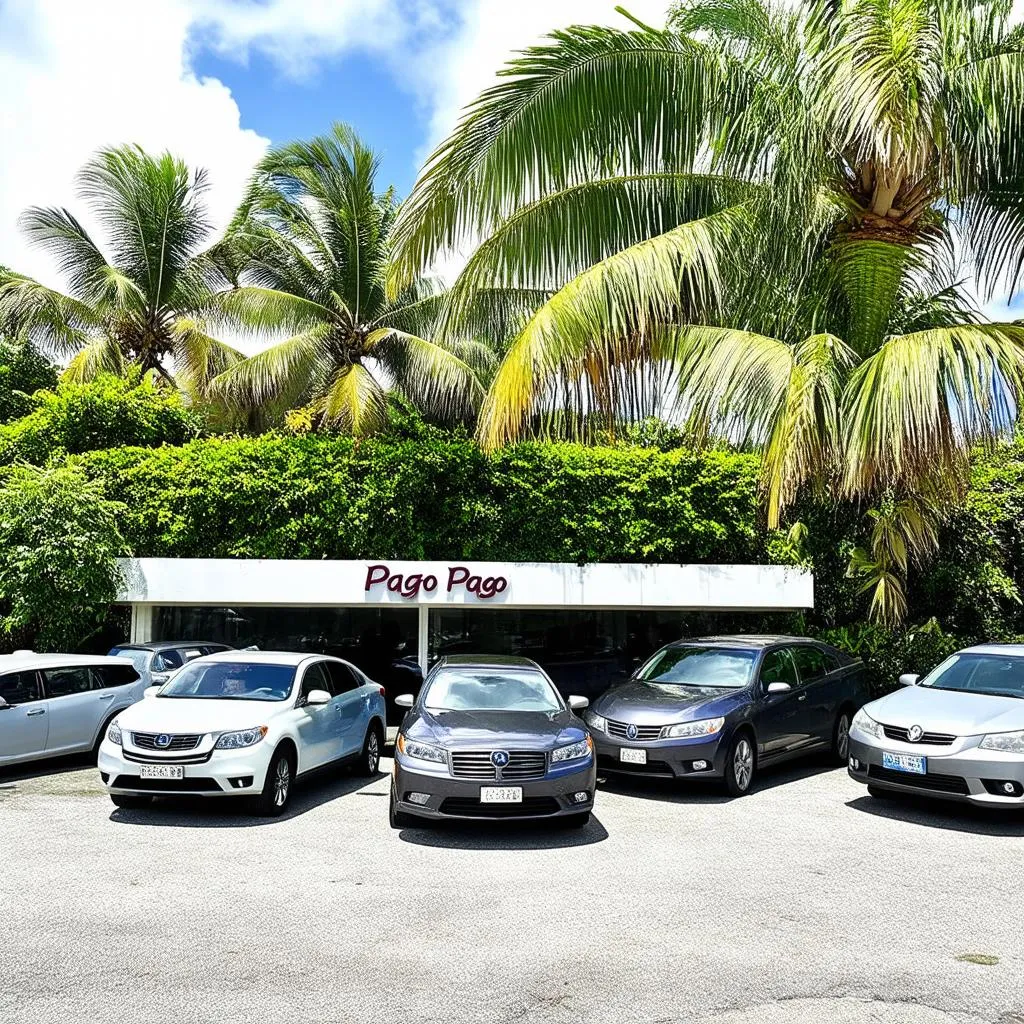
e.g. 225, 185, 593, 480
848, 644, 1024, 807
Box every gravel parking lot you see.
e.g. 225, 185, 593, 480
2, 751, 1023, 1024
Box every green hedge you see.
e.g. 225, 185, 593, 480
0, 341, 58, 425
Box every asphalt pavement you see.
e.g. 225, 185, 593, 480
1, 751, 1023, 1024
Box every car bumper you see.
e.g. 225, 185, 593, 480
591, 731, 727, 780
97, 739, 273, 798
392, 756, 597, 821
848, 733, 1024, 807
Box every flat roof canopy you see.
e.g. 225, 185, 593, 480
119, 558, 814, 612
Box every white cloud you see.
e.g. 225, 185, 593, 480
0, 0, 268, 291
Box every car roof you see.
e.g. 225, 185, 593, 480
0, 653, 135, 673
197, 650, 331, 667
111, 641, 229, 651
436, 654, 543, 670
669, 635, 822, 649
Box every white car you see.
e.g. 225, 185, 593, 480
0, 653, 145, 768
98, 651, 387, 816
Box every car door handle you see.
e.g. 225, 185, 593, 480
26, 708, 45, 716
98, 693, 115, 701
797, 693, 807, 701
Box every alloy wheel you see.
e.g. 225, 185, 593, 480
273, 757, 291, 808
367, 731, 380, 773
734, 738, 753, 791
837, 714, 850, 761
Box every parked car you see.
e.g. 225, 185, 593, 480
390, 655, 596, 829
0, 653, 144, 768
848, 643, 1024, 806
98, 651, 386, 816
585, 635, 868, 796
107, 641, 233, 688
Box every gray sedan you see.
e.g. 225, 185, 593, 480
848, 643, 1024, 806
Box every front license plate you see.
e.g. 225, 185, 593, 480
882, 751, 926, 775
480, 786, 522, 803
620, 748, 647, 765
139, 765, 184, 780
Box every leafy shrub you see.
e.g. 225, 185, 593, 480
0, 340, 58, 424
0, 370, 199, 466
0, 464, 125, 650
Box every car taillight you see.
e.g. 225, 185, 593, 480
378, 686, 386, 696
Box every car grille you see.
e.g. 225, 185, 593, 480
450, 751, 548, 781
606, 719, 664, 742
868, 765, 969, 794
598, 754, 674, 777
111, 775, 221, 793
132, 733, 203, 752
881, 725, 956, 746
439, 797, 560, 818
122, 748, 212, 765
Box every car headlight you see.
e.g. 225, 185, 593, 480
551, 736, 594, 763
107, 721, 122, 745
662, 717, 725, 739
584, 710, 607, 733
851, 707, 884, 740
214, 726, 268, 749
979, 730, 1024, 753
397, 734, 448, 764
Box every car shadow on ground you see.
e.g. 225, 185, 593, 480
597, 757, 842, 805
846, 792, 1024, 836
107, 769, 384, 828
397, 814, 610, 850
0, 753, 97, 783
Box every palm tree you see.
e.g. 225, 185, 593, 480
208, 124, 486, 434
0, 146, 243, 388
390, 0, 1024, 620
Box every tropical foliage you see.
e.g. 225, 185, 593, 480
207, 124, 486, 434
0, 146, 244, 390
391, 0, 1024, 618
0, 339, 58, 424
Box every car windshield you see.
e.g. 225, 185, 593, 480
108, 648, 151, 674
637, 646, 757, 689
423, 668, 562, 713
920, 653, 1024, 699
158, 661, 295, 701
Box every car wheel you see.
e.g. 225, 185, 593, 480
256, 747, 294, 817
724, 732, 756, 797
389, 789, 416, 829
110, 794, 151, 810
94, 714, 120, 757
831, 710, 852, 764
563, 812, 590, 829
356, 726, 382, 777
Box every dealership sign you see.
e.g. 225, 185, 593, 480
364, 563, 509, 600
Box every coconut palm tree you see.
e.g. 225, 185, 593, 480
390, 0, 1024, 620
0, 146, 243, 389
208, 124, 486, 433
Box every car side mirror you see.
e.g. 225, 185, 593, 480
305, 689, 332, 706
568, 695, 589, 710
143, 686, 162, 699
766, 682, 792, 695
898, 673, 920, 687
0, 696, 10, 710
394, 693, 414, 708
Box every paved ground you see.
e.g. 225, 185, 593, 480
1, 751, 1023, 1024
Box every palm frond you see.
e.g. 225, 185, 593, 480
0, 272, 101, 357
208, 287, 333, 339
61, 337, 124, 383
318, 362, 389, 435
171, 319, 246, 396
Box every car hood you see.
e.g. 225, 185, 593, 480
403, 708, 585, 750
592, 679, 747, 725
866, 686, 1024, 736
114, 697, 285, 734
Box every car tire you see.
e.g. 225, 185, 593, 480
93, 713, 120, 758
355, 725, 382, 777
831, 710, 852, 764
564, 812, 590, 829
724, 732, 756, 797
256, 747, 294, 817
389, 789, 415, 830
110, 794, 151, 810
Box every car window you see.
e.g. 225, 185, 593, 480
153, 649, 184, 672
42, 666, 97, 698
821, 648, 842, 672
791, 645, 829, 684
326, 661, 360, 694
201, 645, 229, 656
180, 648, 204, 663
0, 671, 42, 706
759, 648, 799, 690
636, 646, 758, 689
423, 668, 562, 712
95, 664, 140, 688
158, 661, 295, 701
300, 663, 333, 701
108, 648, 153, 674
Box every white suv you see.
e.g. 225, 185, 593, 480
0, 653, 145, 768
98, 650, 387, 816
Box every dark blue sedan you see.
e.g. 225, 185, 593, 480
586, 636, 868, 796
